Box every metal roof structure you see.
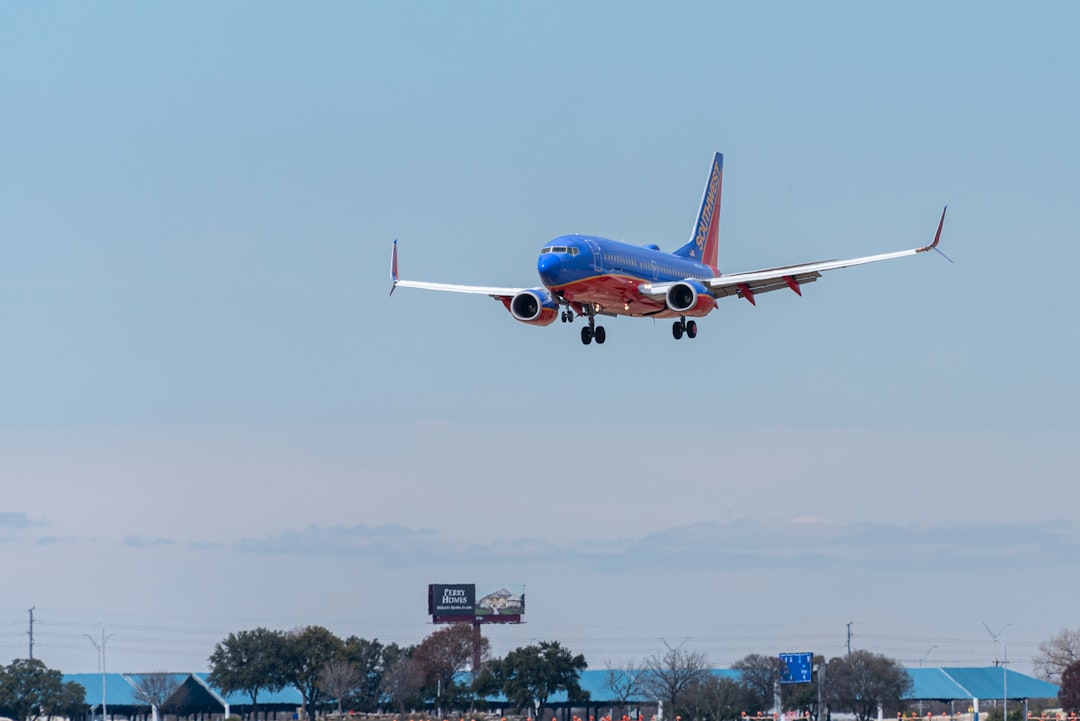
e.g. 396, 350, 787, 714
542, 667, 1060, 705
908, 667, 1061, 701
65, 672, 302, 712
65, 666, 1059, 712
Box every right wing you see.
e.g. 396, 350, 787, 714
389, 240, 523, 299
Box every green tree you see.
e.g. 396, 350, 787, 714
284, 625, 345, 721
0, 659, 86, 721
477, 641, 588, 719
49, 677, 88, 720
340, 637, 386, 711
1059, 660, 1080, 714
824, 651, 911, 721
208, 628, 291, 720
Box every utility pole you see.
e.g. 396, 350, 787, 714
846, 622, 853, 656
28, 607, 35, 659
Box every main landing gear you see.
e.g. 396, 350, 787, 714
580, 310, 606, 345
672, 318, 697, 340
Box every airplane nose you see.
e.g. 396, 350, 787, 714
537, 252, 562, 282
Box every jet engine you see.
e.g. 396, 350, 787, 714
665, 279, 717, 316
506, 288, 559, 326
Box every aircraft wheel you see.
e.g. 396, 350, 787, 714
594, 326, 606, 344
672, 321, 684, 340
686, 320, 697, 339
581, 326, 593, 345
560, 311, 566, 323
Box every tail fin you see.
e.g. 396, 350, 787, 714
673, 152, 723, 269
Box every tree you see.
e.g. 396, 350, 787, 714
130, 673, 181, 721
412, 624, 489, 710
782, 657, 825, 719
48, 678, 87, 720
0, 659, 86, 721
1035, 627, 1080, 684
682, 675, 751, 721
732, 654, 784, 712
284, 625, 345, 721
1060, 660, 1080, 714
602, 659, 647, 717
208, 628, 291, 720
318, 659, 363, 714
340, 637, 386, 712
381, 656, 425, 713
823, 651, 911, 721
641, 643, 711, 714
478, 641, 588, 719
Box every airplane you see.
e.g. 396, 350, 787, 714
390, 152, 949, 346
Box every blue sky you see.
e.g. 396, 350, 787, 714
2, 2, 1078, 676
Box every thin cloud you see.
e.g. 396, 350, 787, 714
122, 535, 176, 548
224, 518, 1080, 573
0, 511, 46, 541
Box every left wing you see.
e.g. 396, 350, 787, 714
640, 206, 948, 305
389, 240, 524, 299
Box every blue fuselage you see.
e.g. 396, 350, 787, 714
535, 234, 715, 317
538, 234, 713, 287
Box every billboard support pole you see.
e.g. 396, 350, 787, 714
472, 617, 482, 676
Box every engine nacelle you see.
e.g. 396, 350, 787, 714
665, 279, 717, 317
505, 288, 559, 326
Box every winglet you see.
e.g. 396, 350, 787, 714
917, 206, 948, 254
390, 240, 399, 296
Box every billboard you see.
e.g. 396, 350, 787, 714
779, 652, 814, 684
428, 583, 525, 623
476, 583, 525, 617
429, 583, 475, 615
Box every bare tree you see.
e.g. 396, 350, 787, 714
1035, 627, 1080, 684
682, 675, 750, 721
641, 642, 711, 715
412, 624, 490, 709
130, 673, 181, 721
318, 660, 363, 715
824, 650, 911, 721
731, 654, 784, 712
381, 656, 425, 713
603, 659, 647, 716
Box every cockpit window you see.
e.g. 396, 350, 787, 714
541, 246, 579, 255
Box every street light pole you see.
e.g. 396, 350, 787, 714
87, 625, 114, 721
981, 623, 1010, 721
